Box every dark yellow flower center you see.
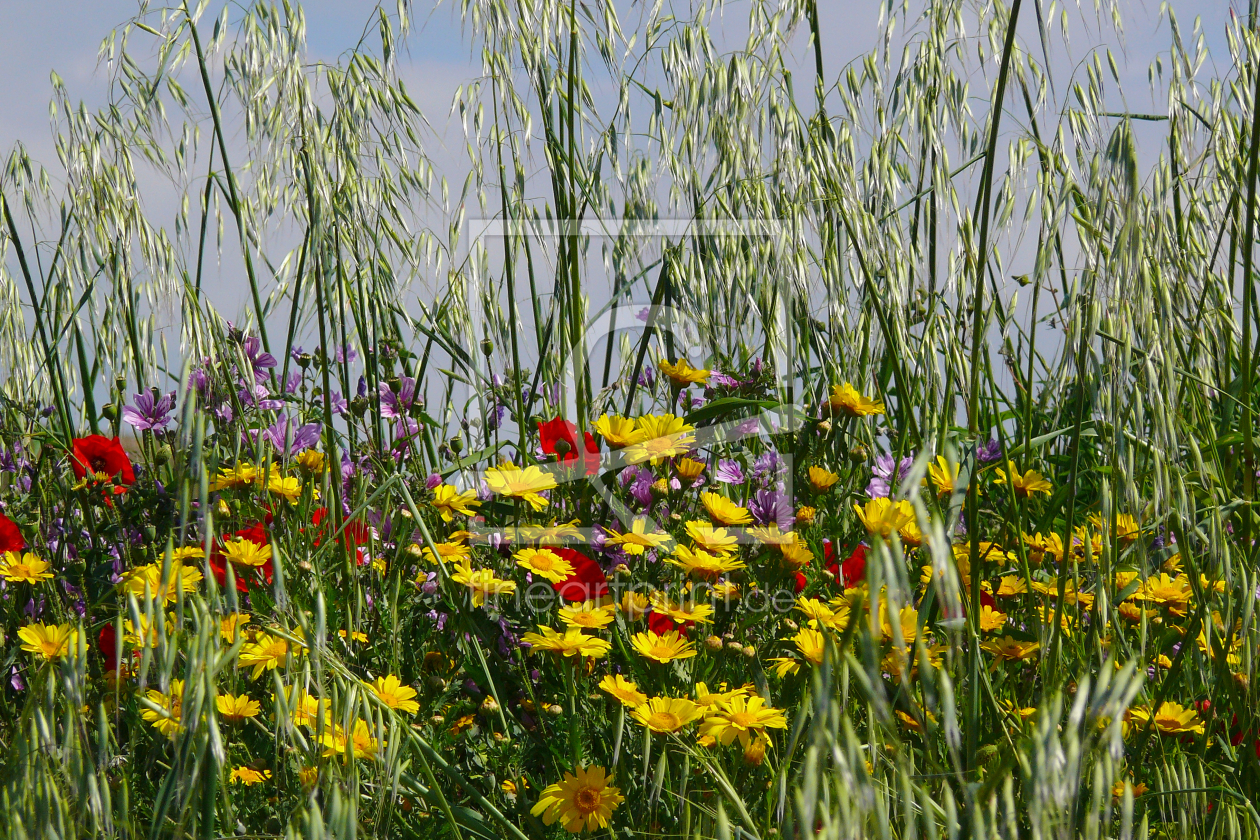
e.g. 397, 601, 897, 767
574, 786, 601, 815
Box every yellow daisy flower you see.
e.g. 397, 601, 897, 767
530, 765, 624, 833
216, 693, 262, 722
18, 622, 77, 661
994, 462, 1052, 496
659, 358, 710, 386
432, 484, 482, 521
366, 674, 420, 715
631, 696, 703, 733
520, 625, 612, 659
593, 414, 645, 448
598, 674, 647, 708
827, 383, 884, 417
558, 601, 617, 630
484, 463, 557, 511
623, 414, 696, 465
514, 547, 575, 583
0, 552, 54, 584
700, 492, 752, 526
605, 519, 673, 555
630, 629, 698, 663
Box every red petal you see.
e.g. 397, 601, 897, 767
0, 512, 25, 554
551, 548, 608, 602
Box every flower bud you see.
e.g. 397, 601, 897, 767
705, 635, 723, 652
479, 696, 500, 716
480, 338, 494, 357
155, 444, 172, 465
546, 703, 564, 717
741, 645, 757, 658
849, 444, 868, 462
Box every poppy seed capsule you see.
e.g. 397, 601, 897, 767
102, 403, 119, 421
553, 438, 571, 456
480, 338, 494, 356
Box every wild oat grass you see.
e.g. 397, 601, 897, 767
0, 0, 1257, 837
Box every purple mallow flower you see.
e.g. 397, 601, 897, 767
380, 377, 419, 418
122, 391, 176, 431
714, 459, 745, 485
238, 383, 284, 411
242, 336, 278, 383
977, 438, 1003, 463
867, 452, 914, 498
753, 451, 786, 486
253, 415, 321, 456
749, 488, 795, 530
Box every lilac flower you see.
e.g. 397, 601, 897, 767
285, 371, 303, 394
9, 667, 23, 692
242, 336, 278, 382
714, 459, 745, 485
290, 346, 306, 361
336, 345, 358, 365
734, 417, 760, 437
637, 366, 656, 389
357, 375, 369, 399
214, 403, 234, 425
328, 392, 349, 416
238, 383, 284, 411
749, 488, 795, 530
121, 390, 176, 431
630, 478, 654, 507
753, 451, 786, 486
253, 416, 321, 456
486, 403, 507, 431
708, 369, 740, 389
866, 452, 914, 498
636, 306, 651, 321
425, 473, 443, 490
977, 438, 1003, 463
419, 571, 438, 595
379, 377, 418, 418
187, 365, 210, 394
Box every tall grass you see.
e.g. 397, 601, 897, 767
0, 0, 1257, 837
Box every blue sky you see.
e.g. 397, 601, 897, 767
0, 0, 1245, 334
2, 1, 1240, 160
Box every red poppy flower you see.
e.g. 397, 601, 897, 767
793, 571, 808, 593
209, 523, 273, 593
0, 511, 24, 554
97, 623, 117, 664
550, 547, 608, 602
648, 611, 680, 634
824, 541, 866, 589
538, 417, 600, 476
311, 507, 372, 565
70, 435, 135, 485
